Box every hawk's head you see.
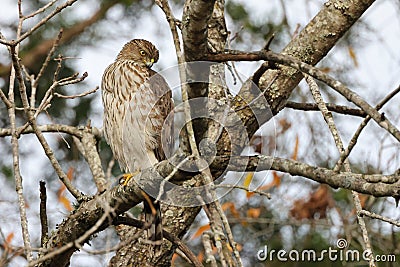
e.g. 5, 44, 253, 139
117, 39, 159, 68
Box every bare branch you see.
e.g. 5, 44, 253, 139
211, 155, 400, 198
207, 50, 400, 142
305, 74, 375, 266
54, 86, 99, 99
0, 124, 101, 139
2, 0, 79, 47
6, 18, 33, 261
33, 29, 64, 90
32, 202, 116, 267
212, 184, 271, 199
9, 45, 84, 200
24, 0, 58, 19
39, 181, 49, 247
80, 123, 107, 193
285, 101, 366, 117
0, 88, 12, 109
335, 84, 400, 170
359, 210, 400, 228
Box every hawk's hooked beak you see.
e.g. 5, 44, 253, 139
145, 58, 155, 68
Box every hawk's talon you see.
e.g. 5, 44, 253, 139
119, 171, 140, 186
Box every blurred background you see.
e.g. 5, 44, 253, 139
0, 0, 399, 266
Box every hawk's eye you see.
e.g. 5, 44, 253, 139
139, 50, 146, 56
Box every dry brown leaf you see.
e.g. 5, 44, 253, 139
290, 185, 333, 220
291, 135, 299, 160
3, 232, 14, 252
348, 45, 359, 67
192, 224, 210, 239
58, 195, 73, 211
222, 202, 240, 218
244, 173, 254, 198
247, 208, 261, 218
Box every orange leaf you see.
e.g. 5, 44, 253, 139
3, 232, 14, 252
253, 171, 282, 193
359, 194, 369, 208
320, 67, 331, 73
222, 202, 240, 218
171, 253, 178, 265
57, 167, 74, 197
247, 208, 261, 218
58, 195, 73, 211
271, 171, 282, 187
243, 173, 254, 198
197, 251, 204, 263
192, 224, 210, 239
5, 232, 14, 244
227, 242, 243, 252
348, 46, 358, 67
291, 135, 299, 160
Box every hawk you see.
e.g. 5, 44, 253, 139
101, 39, 173, 247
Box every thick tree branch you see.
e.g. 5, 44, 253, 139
35, 151, 400, 265
256, 0, 376, 112
182, 0, 216, 62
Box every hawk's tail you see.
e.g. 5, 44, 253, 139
143, 197, 163, 252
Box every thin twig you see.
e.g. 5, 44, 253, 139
155, 156, 192, 202
54, 86, 99, 99
285, 101, 366, 117
207, 50, 400, 143
212, 184, 271, 199
0, 88, 12, 109
81, 123, 107, 193
33, 29, 64, 91
7, 7, 33, 261
17, 71, 88, 136
306, 74, 375, 267
10, 45, 84, 200
155, 0, 197, 156
24, 0, 58, 19
39, 181, 49, 246
2, 0, 78, 47
29, 203, 115, 267
0, 124, 101, 138
335, 84, 400, 170
359, 210, 400, 227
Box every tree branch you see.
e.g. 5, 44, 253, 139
285, 101, 366, 117
0, 124, 101, 139
211, 155, 400, 198
206, 49, 400, 143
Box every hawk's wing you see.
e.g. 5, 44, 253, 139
148, 69, 174, 162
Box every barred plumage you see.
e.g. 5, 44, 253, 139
101, 39, 173, 250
